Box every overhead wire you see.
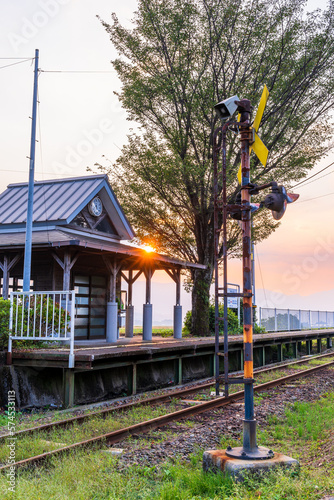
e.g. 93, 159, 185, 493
255, 246, 268, 308
296, 191, 334, 204
0, 58, 33, 70
40, 69, 115, 74
37, 86, 51, 245
294, 168, 334, 188
291, 160, 334, 189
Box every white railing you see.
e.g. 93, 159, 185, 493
259, 307, 334, 332
8, 290, 75, 368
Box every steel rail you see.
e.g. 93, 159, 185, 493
1, 359, 333, 472
1, 351, 333, 442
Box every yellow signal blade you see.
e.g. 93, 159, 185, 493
237, 85, 269, 183
253, 131, 268, 166
253, 84, 269, 132
237, 164, 242, 184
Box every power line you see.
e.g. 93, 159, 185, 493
0, 58, 33, 70
0, 168, 69, 176
255, 247, 268, 308
40, 69, 115, 74
291, 161, 334, 189
295, 169, 334, 189
297, 191, 334, 204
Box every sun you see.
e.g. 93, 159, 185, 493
143, 245, 155, 253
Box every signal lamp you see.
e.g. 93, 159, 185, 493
214, 95, 240, 121
263, 184, 299, 220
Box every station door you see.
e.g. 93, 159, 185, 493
74, 275, 107, 340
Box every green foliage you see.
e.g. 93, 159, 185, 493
0, 296, 70, 350
97, 0, 334, 335
183, 303, 241, 336
184, 302, 265, 336
0, 298, 10, 349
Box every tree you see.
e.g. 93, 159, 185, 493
97, 0, 334, 335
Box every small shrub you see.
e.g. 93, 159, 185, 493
0, 298, 10, 349
183, 302, 265, 336
183, 303, 242, 336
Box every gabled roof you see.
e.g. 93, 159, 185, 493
0, 174, 135, 240
0, 227, 206, 271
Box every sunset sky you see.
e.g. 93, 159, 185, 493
0, 0, 333, 323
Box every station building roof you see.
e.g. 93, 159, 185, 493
0, 175, 205, 271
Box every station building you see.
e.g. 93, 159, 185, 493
0, 174, 204, 342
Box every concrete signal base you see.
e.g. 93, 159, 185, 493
203, 449, 299, 481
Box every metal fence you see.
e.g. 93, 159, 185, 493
259, 307, 334, 332
8, 290, 75, 368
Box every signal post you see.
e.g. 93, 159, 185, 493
203, 95, 299, 478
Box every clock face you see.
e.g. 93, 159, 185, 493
88, 196, 103, 217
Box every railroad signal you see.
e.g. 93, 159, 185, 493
262, 184, 299, 220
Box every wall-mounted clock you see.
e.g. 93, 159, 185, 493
88, 196, 103, 217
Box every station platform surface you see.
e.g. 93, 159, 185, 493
9, 329, 334, 370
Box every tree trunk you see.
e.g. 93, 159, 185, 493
191, 266, 214, 336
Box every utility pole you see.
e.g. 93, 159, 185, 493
23, 49, 39, 292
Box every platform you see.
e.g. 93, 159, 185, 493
1, 329, 333, 409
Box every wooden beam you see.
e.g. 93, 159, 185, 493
0, 254, 22, 300
144, 267, 155, 304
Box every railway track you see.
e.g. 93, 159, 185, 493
1, 351, 333, 472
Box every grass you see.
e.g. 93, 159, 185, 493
0, 402, 180, 463
1, 390, 334, 499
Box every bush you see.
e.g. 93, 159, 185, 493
0, 295, 70, 351
183, 302, 265, 336
183, 303, 242, 336
0, 298, 10, 349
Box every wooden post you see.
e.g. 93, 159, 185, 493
177, 357, 183, 385
63, 368, 75, 408
143, 266, 154, 341
52, 251, 78, 291
306, 340, 312, 355
292, 342, 297, 358
103, 257, 122, 343
121, 269, 143, 339
278, 343, 283, 362
0, 254, 22, 299
165, 268, 182, 339
128, 270, 133, 305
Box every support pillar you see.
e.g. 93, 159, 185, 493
143, 304, 153, 341
127, 363, 137, 395
52, 251, 78, 291
63, 368, 75, 408
121, 270, 143, 339
174, 358, 182, 385
0, 254, 22, 300
278, 343, 283, 362
327, 337, 333, 349
125, 270, 134, 338
165, 268, 183, 340
103, 257, 122, 343
306, 340, 312, 355
106, 302, 118, 343
173, 305, 182, 339
143, 267, 153, 341
317, 338, 322, 353
262, 346, 266, 367
292, 342, 297, 358
125, 305, 134, 338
